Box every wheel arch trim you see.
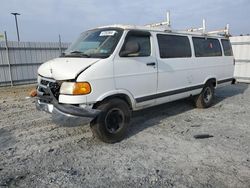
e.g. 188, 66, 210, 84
95, 90, 136, 109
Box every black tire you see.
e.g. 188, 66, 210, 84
90, 98, 131, 143
194, 83, 215, 108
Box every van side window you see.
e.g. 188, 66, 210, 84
192, 37, 222, 57
120, 31, 151, 57
221, 39, 233, 56
157, 34, 191, 58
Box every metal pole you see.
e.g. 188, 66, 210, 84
11, 13, 20, 42
202, 19, 206, 34
166, 11, 171, 27
4, 31, 13, 86
58, 34, 62, 55
226, 24, 229, 36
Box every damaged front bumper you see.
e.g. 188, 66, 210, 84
36, 79, 100, 126
36, 100, 100, 126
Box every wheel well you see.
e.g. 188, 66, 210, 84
93, 94, 132, 110
205, 78, 217, 88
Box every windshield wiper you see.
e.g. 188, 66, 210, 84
65, 51, 90, 58
90, 53, 110, 58
60, 52, 66, 57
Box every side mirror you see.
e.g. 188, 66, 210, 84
120, 41, 140, 57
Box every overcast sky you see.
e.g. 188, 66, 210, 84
1, 0, 250, 42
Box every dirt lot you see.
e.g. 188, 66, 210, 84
0, 83, 250, 188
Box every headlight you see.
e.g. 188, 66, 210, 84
60, 82, 91, 95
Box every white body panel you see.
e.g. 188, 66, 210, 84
113, 31, 158, 108
230, 36, 250, 83
37, 25, 234, 111
38, 58, 100, 80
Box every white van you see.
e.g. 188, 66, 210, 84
36, 24, 235, 143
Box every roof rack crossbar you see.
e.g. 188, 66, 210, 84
145, 21, 170, 27
145, 11, 171, 30
187, 19, 206, 34
207, 24, 230, 36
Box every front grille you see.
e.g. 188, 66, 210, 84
48, 82, 60, 99
41, 79, 50, 86
38, 77, 61, 101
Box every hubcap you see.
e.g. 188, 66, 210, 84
203, 87, 212, 103
105, 108, 125, 134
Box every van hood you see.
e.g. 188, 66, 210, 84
38, 57, 100, 80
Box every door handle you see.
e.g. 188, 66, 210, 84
146, 62, 156, 66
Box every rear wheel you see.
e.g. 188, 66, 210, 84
90, 98, 131, 143
194, 83, 214, 108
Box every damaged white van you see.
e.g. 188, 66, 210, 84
36, 22, 235, 143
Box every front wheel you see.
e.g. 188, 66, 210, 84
194, 83, 215, 108
90, 98, 131, 143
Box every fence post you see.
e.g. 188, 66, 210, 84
4, 31, 13, 86
58, 34, 62, 55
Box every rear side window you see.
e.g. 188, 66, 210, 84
221, 39, 233, 56
192, 37, 222, 57
157, 34, 191, 58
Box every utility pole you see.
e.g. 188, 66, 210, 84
11, 12, 21, 42
4, 31, 13, 86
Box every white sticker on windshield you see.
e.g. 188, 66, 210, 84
99, 30, 117, 36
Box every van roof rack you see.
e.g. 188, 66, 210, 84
100, 11, 230, 37
144, 11, 171, 31
187, 19, 206, 34
144, 11, 230, 37
207, 24, 230, 37
186, 18, 230, 37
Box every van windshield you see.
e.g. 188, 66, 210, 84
63, 28, 123, 58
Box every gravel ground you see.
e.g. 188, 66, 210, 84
0, 83, 250, 188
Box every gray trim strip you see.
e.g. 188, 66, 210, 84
135, 84, 204, 103
136, 77, 234, 103
235, 59, 250, 63
217, 78, 233, 84
231, 42, 250, 45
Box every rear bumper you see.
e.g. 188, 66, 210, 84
36, 99, 100, 126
